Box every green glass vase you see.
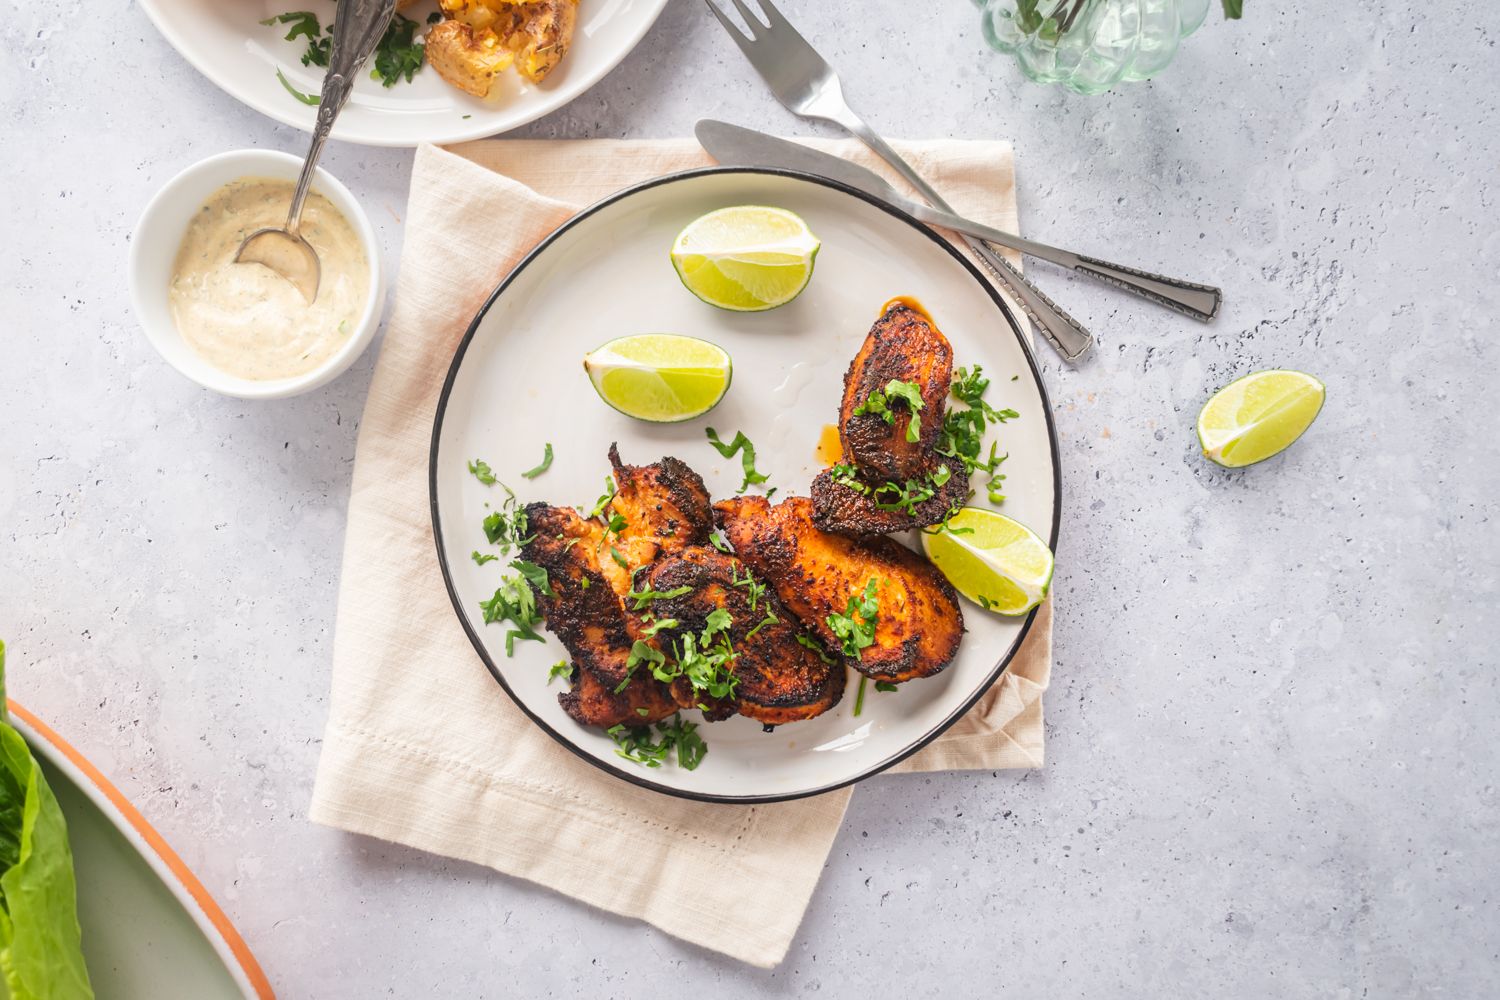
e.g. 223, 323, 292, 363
974, 0, 1211, 95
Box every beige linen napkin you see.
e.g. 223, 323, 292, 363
310, 139, 1052, 968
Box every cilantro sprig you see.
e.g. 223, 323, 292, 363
370, 13, 424, 86
624, 583, 692, 611
608, 714, 707, 770
261, 8, 431, 103
826, 579, 880, 660
478, 567, 546, 656
706, 428, 773, 495
796, 633, 836, 665
479, 482, 532, 556
853, 379, 926, 443
468, 459, 498, 485
521, 443, 554, 480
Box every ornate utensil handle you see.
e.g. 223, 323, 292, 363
284, 0, 397, 233
1072, 255, 1221, 321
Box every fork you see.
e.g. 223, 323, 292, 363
705, 0, 1108, 362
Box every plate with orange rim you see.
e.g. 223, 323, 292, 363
429, 166, 1060, 803
9, 702, 274, 999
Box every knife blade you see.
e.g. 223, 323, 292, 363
695, 120, 1222, 323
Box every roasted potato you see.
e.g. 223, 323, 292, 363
505, 0, 578, 83
425, 19, 515, 98
433, 0, 577, 94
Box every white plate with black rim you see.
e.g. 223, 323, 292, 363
430, 167, 1060, 803
137, 0, 669, 147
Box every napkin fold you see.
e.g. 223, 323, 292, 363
309, 139, 1051, 968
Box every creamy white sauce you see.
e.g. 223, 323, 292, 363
168, 178, 370, 381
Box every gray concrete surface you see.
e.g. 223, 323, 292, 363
3, 1, 1497, 996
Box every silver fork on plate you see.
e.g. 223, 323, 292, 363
705, 0, 1215, 363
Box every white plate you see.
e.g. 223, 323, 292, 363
10, 706, 272, 998
138, 0, 670, 147
430, 168, 1060, 802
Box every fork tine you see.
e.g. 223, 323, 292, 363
747, 0, 791, 31
726, 0, 768, 38
702, 0, 754, 48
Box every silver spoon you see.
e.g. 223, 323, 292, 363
236, 0, 397, 303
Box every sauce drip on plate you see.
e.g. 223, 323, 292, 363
168, 178, 369, 381
815, 423, 843, 465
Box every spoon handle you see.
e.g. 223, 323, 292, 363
285, 0, 398, 232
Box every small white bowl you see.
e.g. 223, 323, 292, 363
129, 149, 385, 399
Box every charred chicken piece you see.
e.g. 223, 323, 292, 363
838, 299, 955, 482
642, 546, 846, 725
608, 443, 713, 554
556, 657, 681, 729
809, 465, 970, 536
520, 502, 677, 723
715, 495, 963, 684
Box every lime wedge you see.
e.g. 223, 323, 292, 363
921, 508, 1053, 616
583, 334, 732, 423
1197, 369, 1325, 468
670, 206, 820, 311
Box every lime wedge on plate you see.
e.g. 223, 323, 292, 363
921, 508, 1053, 616
671, 206, 820, 311
583, 334, 732, 423
1197, 369, 1325, 468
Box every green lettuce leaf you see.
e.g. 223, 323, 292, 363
0, 642, 94, 999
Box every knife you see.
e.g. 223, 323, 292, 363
696, 120, 1222, 323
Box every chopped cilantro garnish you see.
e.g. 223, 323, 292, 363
671, 627, 739, 701
510, 559, 553, 598
471, 551, 499, 566
617, 640, 667, 693
468, 459, 497, 485
261, 11, 329, 66
936, 365, 1019, 503
480, 483, 531, 555
871, 476, 936, 514
586, 476, 617, 519
826, 578, 880, 660
274, 68, 320, 106
830, 462, 871, 495
632, 609, 739, 702
370, 13, 425, 87
478, 573, 544, 656
729, 563, 768, 613
705, 427, 772, 494
521, 443, 554, 480
640, 617, 680, 638
265, 10, 431, 98
795, 633, 837, 665
852, 676, 868, 716
548, 660, 572, 685
853, 379, 926, 443
745, 611, 778, 639
875, 680, 899, 693
624, 583, 692, 611
986, 452, 1010, 504
608, 714, 706, 770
